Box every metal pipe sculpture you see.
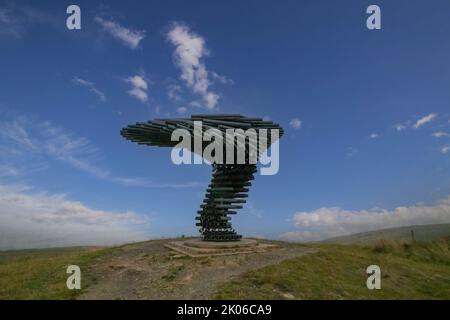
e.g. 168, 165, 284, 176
121, 115, 283, 241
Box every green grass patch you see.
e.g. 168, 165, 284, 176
216, 238, 450, 300
0, 247, 113, 300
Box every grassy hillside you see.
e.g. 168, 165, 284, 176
322, 224, 450, 245
0, 246, 112, 299
216, 238, 450, 300
0, 237, 449, 300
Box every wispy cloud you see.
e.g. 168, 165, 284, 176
72, 77, 106, 102
346, 146, 358, 159
211, 72, 233, 85
189, 100, 202, 108
0, 116, 112, 180
394, 114, 438, 132
167, 22, 223, 110
0, 4, 55, 38
0, 164, 21, 177
95, 16, 145, 49
114, 177, 202, 188
281, 196, 450, 242
176, 106, 187, 114
245, 202, 264, 219
0, 183, 150, 250
114, 177, 151, 187
289, 118, 302, 130
125, 75, 148, 103
393, 122, 408, 132
369, 133, 379, 139
167, 83, 183, 102
432, 131, 450, 138
0, 114, 202, 189
441, 146, 450, 154
0, 116, 36, 150
414, 113, 437, 129
39, 121, 110, 179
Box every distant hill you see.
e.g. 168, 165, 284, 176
322, 224, 450, 245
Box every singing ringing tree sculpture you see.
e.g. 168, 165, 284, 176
121, 114, 283, 241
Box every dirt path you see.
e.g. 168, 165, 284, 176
79, 239, 315, 300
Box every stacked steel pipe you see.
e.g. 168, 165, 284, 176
121, 115, 283, 241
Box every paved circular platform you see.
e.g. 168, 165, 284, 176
183, 238, 258, 249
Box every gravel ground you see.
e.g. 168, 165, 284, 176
79, 238, 315, 300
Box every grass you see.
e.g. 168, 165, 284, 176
0, 246, 113, 300
216, 238, 450, 300
162, 263, 186, 282
1, 237, 449, 300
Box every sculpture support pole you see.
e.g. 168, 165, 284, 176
196, 164, 257, 241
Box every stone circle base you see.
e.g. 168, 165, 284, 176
165, 238, 278, 257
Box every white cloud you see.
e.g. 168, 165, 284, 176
369, 133, 379, 139
414, 113, 437, 129
0, 183, 150, 250
128, 88, 148, 103
394, 123, 407, 131
167, 22, 222, 110
289, 118, 302, 130
281, 197, 450, 242
189, 100, 202, 108
95, 16, 145, 49
167, 83, 183, 102
73, 77, 106, 102
176, 106, 187, 114
0, 4, 55, 38
211, 72, 233, 84
441, 146, 450, 154
204, 92, 219, 109
432, 131, 450, 138
125, 75, 148, 103
127, 75, 148, 90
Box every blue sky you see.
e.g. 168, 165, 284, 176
1, 0, 450, 249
